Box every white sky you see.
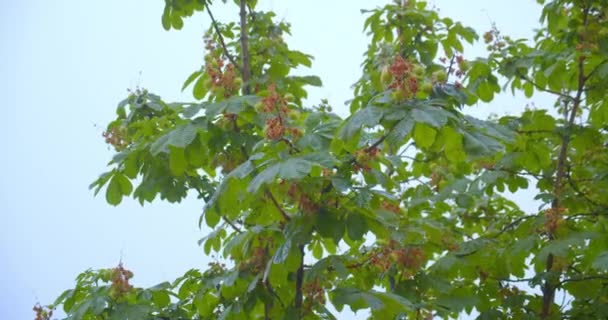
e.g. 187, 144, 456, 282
1, 1, 544, 319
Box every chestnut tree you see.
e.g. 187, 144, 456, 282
38, 0, 608, 319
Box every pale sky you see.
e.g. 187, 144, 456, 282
1, 1, 543, 319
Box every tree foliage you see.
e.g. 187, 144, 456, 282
39, 0, 608, 319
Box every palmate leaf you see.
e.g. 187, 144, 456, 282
411, 105, 452, 128
331, 287, 415, 315
204, 95, 260, 118
339, 106, 384, 140
150, 121, 204, 155
247, 152, 335, 193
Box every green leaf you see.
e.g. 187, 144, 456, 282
592, 251, 608, 271
204, 95, 260, 118
161, 7, 171, 30
287, 50, 313, 67
183, 70, 202, 92
339, 106, 383, 139
105, 173, 132, 206
247, 153, 332, 193
346, 213, 367, 241
273, 239, 292, 264
331, 287, 383, 312
108, 304, 152, 320
413, 123, 437, 148
268, 61, 290, 79
152, 290, 171, 307
411, 106, 449, 128
192, 72, 208, 99
150, 123, 199, 155
386, 117, 414, 146
296, 75, 323, 86
169, 146, 187, 176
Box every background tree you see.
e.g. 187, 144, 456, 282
39, 0, 608, 319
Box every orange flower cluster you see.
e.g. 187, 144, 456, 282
370, 241, 427, 273
204, 38, 241, 98
381, 200, 401, 214
388, 56, 419, 98
543, 207, 566, 235
33, 303, 52, 320
265, 116, 286, 140
259, 84, 301, 140
354, 146, 381, 172
102, 126, 130, 150
238, 247, 267, 274
286, 182, 319, 215
303, 280, 326, 311
109, 264, 134, 299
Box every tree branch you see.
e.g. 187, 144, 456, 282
239, 0, 252, 94
560, 276, 608, 285
517, 71, 574, 101
542, 5, 591, 319
294, 245, 305, 312
265, 190, 291, 221
584, 58, 608, 81
493, 215, 536, 238
222, 217, 242, 233
205, 5, 240, 69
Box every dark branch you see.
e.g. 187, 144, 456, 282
205, 5, 240, 69
239, 0, 252, 94
516, 71, 573, 101
223, 217, 242, 233
560, 276, 608, 285
265, 190, 291, 221
584, 58, 608, 81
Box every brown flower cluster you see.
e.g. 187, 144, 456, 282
370, 241, 427, 274
33, 303, 52, 320
543, 207, 566, 235
238, 247, 267, 274
388, 56, 419, 99
102, 126, 130, 150
109, 264, 134, 299
381, 200, 401, 214
303, 280, 326, 311
258, 84, 301, 141
354, 146, 381, 172
482, 27, 508, 51
286, 183, 319, 215
204, 38, 241, 98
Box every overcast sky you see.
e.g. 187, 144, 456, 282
1, 1, 543, 319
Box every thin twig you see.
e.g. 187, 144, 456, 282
265, 190, 291, 221
446, 54, 456, 81
223, 217, 242, 233
566, 165, 608, 208
239, 0, 252, 94
560, 276, 608, 285
205, 5, 240, 69
516, 71, 574, 101
493, 215, 536, 238
584, 58, 608, 81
